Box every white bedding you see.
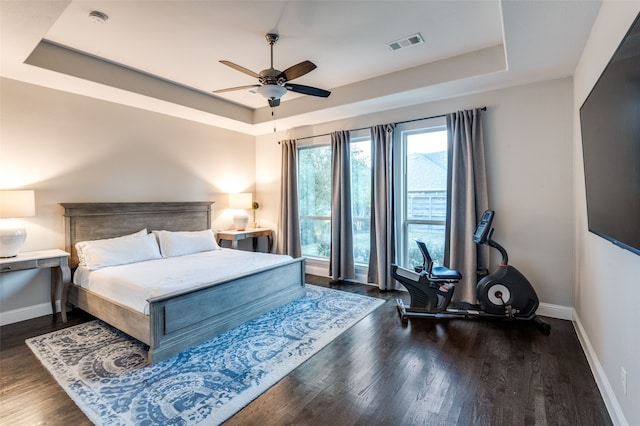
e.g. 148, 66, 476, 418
73, 249, 294, 315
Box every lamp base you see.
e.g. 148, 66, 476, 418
0, 219, 27, 258
233, 211, 249, 231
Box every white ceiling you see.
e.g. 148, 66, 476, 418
1, 1, 601, 136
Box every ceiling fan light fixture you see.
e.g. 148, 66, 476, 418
257, 84, 287, 100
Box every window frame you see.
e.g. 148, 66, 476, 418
349, 130, 373, 266
393, 117, 448, 268
297, 141, 332, 260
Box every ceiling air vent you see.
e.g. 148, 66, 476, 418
387, 33, 424, 51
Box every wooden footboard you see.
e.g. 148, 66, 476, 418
148, 257, 305, 362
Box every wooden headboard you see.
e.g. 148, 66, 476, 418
61, 202, 213, 268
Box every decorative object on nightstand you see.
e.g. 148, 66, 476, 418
228, 193, 252, 231
252, 201, 260, 228
0, 190, 35, 258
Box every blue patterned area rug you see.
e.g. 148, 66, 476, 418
26, 285, 383, 425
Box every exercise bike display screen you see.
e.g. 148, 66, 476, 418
473, 210, 495, 244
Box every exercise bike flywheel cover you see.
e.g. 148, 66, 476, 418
487, 284, 511, 306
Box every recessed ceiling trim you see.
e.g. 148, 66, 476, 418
24, 40, 254, 124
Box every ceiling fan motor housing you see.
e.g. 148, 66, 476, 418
259, 69, 285, 86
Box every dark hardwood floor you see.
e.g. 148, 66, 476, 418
1, 275, 611, 425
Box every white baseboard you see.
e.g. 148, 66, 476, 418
0, 300, 60, 326
305, 262, 329, 278
573, 311, 628, 426
537, 302, 573, 320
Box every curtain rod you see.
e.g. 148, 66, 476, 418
289, 106, 486, 142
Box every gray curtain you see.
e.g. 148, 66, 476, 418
277, 139, 302, 258
330, 130, 355, 281
368, 123, 397, 290
445, 108, 489, 303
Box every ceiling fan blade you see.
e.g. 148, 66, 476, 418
213, 84, 260, 94
219, 60, 260, 79
279, 60, 316, 82
285, 83, 331, 98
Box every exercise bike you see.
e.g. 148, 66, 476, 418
391, 210, 551, 335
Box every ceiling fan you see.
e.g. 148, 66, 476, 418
214, 33, 331, 107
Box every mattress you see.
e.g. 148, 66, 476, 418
73, 248, 294, 315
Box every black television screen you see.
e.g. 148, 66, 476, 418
579, 13, 640, 256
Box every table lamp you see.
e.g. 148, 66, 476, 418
0, 190, 35, 257
228, 193, 252, 231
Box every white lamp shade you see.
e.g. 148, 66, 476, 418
0, 190, 35, 257
228, 193, 253, 209
0, 190, 35, 218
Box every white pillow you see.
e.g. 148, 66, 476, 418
154, 229, 220, 257
76, 229, 148, 266
79, 233, 162, 270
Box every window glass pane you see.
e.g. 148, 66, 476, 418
299, 217, 331, 257
406, 131, 448, 221
401, 127, 448, 269
407, 223, 446, 266
351, 139, 371, 265
298, 145, 331, 258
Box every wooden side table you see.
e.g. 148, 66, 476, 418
216, 228, 273, 252
0, 249, 71, 322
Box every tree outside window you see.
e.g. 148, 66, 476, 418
298, 145, 331, 258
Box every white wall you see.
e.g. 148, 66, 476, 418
573, 2, 640, 425
1, 74, 578, 323
0, 77, 256, 323
257, 77, 575, 313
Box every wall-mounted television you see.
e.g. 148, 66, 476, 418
579, 12, 640, 256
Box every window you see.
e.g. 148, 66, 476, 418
297, 133, 372, 265
297, 120, 448, 274
298, 144, 331, 258
350, 136, 371, 265
395, 119, 448, 269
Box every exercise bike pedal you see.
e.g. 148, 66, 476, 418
396, 299, 410, 323
533, 316, 552, 335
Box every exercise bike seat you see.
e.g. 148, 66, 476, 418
429, 265, 462, 281
415, 240, 462, 281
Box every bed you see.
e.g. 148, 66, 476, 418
60, 202, 306, 364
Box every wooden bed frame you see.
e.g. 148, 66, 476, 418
61, 202, 306, 364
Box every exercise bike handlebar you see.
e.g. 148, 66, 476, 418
474, 210, 509, 265
485, 228, 509, 265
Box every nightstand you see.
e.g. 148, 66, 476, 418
216, 228, 273, 252
0, 249, 71, 321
